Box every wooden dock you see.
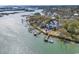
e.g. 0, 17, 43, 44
31, 24, 79, 43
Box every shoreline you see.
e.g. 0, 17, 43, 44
27, 17, 79, 43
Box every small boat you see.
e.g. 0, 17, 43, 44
44, 36, 54, 43
48, 39, 54, 43
44, 39, 48, 42
28, 27, 33, 33
32, 29, 39, 37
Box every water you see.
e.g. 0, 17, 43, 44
0, 11, 79, 54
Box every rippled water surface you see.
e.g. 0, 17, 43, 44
0, 11, 79, 54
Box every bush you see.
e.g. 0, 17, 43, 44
63, 20, 79, 35
34, 13, 41, 16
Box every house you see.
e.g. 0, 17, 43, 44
46, 19, 60, 30
74, 13, 79, 16
52, 12, 58, 17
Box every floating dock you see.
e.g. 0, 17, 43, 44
30, 24, 79, 43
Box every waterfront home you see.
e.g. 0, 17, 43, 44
74, 13, 79, 16
46, 19, 60, 30
52, 12, 58, 17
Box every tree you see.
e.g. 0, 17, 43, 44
63, 20, 79, 40
67, 20, 79, 34
34, 13, 41, 16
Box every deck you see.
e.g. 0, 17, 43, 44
31, 24, 79, 43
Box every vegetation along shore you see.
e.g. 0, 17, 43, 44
26, 12, 79, 43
